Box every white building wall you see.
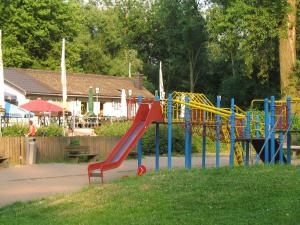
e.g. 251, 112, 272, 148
4, 82, 127, 118
69, 100, 82, 115
103, 101, 122, 117
4, 83, 28, 105
94, 102, 100, 115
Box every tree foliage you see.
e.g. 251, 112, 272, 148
206, 0, 288, 105
0, 0, 294, 107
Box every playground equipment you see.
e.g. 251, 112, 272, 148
88, 91, 298, 183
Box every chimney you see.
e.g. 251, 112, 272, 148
133, 73, 143, 89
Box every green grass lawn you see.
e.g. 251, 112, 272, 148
1, 166, 300, 225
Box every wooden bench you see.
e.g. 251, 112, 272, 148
291, 146, 300, 157
0, 155, 9, 167
65, 146, 97, 163
283, 145, 300, 157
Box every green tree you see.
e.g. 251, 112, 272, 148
0, 0, 82, 70
133, 0, 207, 93
74, 1, 143, 76
206, 0, 288, 105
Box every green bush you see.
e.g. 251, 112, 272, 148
94, 121, 131, 136
192, 133, 229, 153
291, 115, 300, 130
69, 138, 80, 146
2, 125, 28, 137
36, 124, 64, 137
95, 122, 186, 154
141, 124, 185, 155
94, 121, 230, 154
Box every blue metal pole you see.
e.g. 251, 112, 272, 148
155, 95, 160, 173
229, 98, 235, 167
245, 112, 250, 166
167, 94, 173, 170
264, 98, 269, 164
287, 96, 292, 164
255, 115, 260, 164
216, 96, 221, 168
188, 110, 192, 169
279, 130, 284, 163
185, 96, 191, 169
137, 96, 143, 167
202, 111, 206, 169
155, 90, 159, 99
278, 103, 284, 164
270, 96, 275, 164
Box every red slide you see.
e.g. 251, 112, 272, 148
88, 101, 164, 183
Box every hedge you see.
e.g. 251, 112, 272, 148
2, 124, 64, 137
36, 125, 64, 137
2, 125, 28, 137
94, 121, 228, 154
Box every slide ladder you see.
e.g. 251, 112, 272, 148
221, 125, 244, 165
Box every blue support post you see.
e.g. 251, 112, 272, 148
270, 96, 275, 164
202, 111, 206, 169
185, 96, 191, 169
229, 98, 235, 167
279, 130, 284, 163
255, 115, 260, 164
137, 96, 143, 167
188, 112, 192, 169
155, 90, 159, 99
264, 98, 269, 164
287, 96, 292, 164
155, 95, 160, 173
167, 94, 173, 170
216, 96, 221, 168
245, 112, 251, 166
278, 103, 284, 164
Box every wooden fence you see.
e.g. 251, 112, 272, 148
0, 136, 121, 164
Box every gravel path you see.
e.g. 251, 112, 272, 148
0, 156, 232, 207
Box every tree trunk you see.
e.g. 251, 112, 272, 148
231, 51, 235, 77
189, 60, 194, 92
279, 0, 297, 97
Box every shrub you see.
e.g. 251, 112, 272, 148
69, 138, 80, 146
95, 122, 186, 154
36, 124, 64, 137
94, 121, 131, 136
2, 125, 28, 137
141, 124, 185, 155
291, 115, 300, 130
94, 121, 230, 155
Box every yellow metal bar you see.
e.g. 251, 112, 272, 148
189, 101, 245, 119
173, 99, 245, 120
251, 98, 300, 108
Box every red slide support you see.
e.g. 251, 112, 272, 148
88, 101, 163, 183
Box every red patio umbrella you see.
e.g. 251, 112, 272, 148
20, 99, 63, 115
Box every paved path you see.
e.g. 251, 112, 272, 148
0, 156, 229, 207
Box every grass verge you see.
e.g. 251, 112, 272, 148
0, 166, 300, 225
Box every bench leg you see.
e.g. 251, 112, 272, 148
101, 171, 104, 184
